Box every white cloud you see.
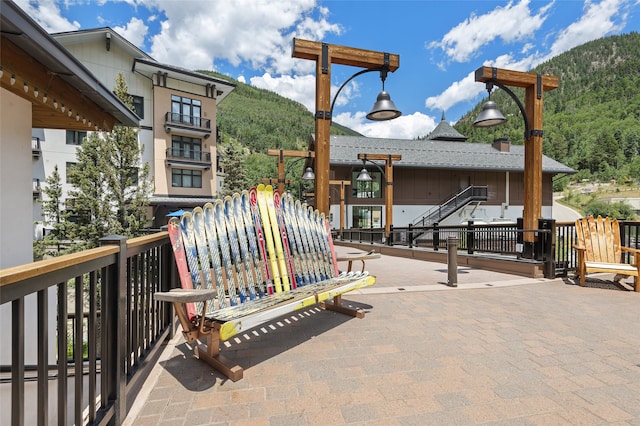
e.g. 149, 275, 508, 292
140, 0, 341, 73
427, 0, 551, 64
114, 17, 148, 48
333, 111, 438, 140
14, 0, 80, 32
547, 0, 628, 59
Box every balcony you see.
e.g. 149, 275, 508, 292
32, 137, 41, 158
165, 148, 212, 169
164, 112, 211, 138
32, 179, 41, 198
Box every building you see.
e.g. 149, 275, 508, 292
33, 28, 236, 234
323, 127, 575, 230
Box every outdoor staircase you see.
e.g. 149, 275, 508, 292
411, 186, 488, 228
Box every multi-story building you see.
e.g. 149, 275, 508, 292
33, 27, 235, 235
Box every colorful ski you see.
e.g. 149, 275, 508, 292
202, 203, 229, 309
324, 215, 340, 277
256, 184, 283, 293
249, 187, 275, 295
274, 190, 305, 287
213, 200, 241, 305
242, 191, 268, 297
272, 189, 297, 288
167, 217, 198, 319
224, 195, 257, 301
281, 193, 313, 285
264, 185, 292, 291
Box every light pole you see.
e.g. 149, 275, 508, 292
329, 180, 351, 238
473, 66, 558, 258
356, 153, 401, 244
266, 149, 315, 195
291, 38, 401, 216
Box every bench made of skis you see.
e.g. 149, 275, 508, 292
155, 185, 377, 381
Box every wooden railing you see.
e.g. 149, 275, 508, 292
0, 231, 176, 425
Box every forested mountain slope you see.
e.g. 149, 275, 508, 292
454, 32, 640, 184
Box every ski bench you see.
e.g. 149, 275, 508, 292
155, 185, 377, 381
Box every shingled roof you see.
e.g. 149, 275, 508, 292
327, 135, 575, 174
426, 112, 468, 141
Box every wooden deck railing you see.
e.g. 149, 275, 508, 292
0, 231, 175, 426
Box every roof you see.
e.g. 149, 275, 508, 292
133, 58, 236, 103
426, 111, 467, 141
0, 1, 139, 131
328, 135, 576, 174
53, 27, 236, 103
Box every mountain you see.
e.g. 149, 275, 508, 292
203, 32, 640, 187
453, 32, 640, 185
201, 72, 361, 153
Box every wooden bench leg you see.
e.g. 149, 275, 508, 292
321, 294, 365, 319
194, 326, 243, 382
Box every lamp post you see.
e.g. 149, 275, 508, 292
473, 66, 558, 258
266, 149, 315, 195
329, 180, 351, 238
356, 153, 401, 244
292, 38, 401, 216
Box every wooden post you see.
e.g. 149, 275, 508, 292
266, 149, 315, 195
292, 38, 399, 215
474, 67, 558, 254
357, 153, 401, 243
329, 180, 351, 237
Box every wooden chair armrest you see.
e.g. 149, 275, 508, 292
154, 288, 218, 303
621, 246, 640, 255
572, 244, 586, 252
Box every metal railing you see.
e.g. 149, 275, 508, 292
164, 112, 211, 132
165, 148, 212, 166
411, 186, 489, 228
0, 232, 175, 425
341, 219, 640, 279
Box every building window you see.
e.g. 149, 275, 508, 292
130, 94, 144, 119
352, 170, 382, 198
352, 206, 382, 229
171, 95, 201, 126
171, 135, 202, 160
66, 130, 87, 145
66, 162, 77, 183
172, 168, 202, 188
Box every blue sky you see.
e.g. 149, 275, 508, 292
16, 0, 640, 139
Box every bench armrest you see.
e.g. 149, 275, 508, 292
154, 288, 218, 303
621, 246, 640, 255
572, 244, 586, 252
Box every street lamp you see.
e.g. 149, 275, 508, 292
472, 66, 558, 258
267, 149, 315, 195
355, 153, 401, 244
291, 38, 401, 216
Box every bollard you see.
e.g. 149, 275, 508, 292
447, 236, 458, 287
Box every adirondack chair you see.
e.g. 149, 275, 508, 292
573, 215, 639, 291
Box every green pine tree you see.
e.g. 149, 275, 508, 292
67, 73, 152, 249
33, 165, 71, 259
219, 138, 248, 197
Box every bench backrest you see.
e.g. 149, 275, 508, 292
575, 215, 622, 263
168, 186, 339, 320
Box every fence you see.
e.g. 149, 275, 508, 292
0, 232, 175, 426
341, 219, 640, 278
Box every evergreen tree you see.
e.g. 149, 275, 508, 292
67, 73, 152, 249
33, 165, 71, 259
219, 138, 248, 197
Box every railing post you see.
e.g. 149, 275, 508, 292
388, 225, 394, 246
538, 218, 556, 278
100, 235, 128, 424
467, 220, 474, 255
433, 222, 439, 251
516, 217, 524, 258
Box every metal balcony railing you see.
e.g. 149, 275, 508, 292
164, 112, 211, 138
165, 148, 212, 168
32, 137, 41, 158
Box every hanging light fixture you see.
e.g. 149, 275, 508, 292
356, 161, 373, 182
23, 82, 28, 92
473, 82, 507, 128
10, 74, 16, 85
42, 93, 47, 103
366, 69, 401, 121
302, 167, 315, 180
